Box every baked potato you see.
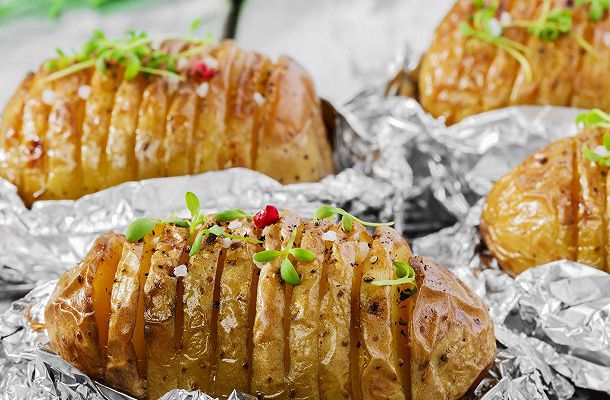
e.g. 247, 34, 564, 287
480, 125, 610, 276
0, 38, 334, 206
45, 204, 495, 400
418, 0, 610, 124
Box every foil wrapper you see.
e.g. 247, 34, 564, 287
1, 91, 609, 399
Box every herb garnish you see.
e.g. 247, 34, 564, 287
124, 192, 261, 257
312, 205, 394, 232
372, 261, 417, 292
252, 229, 315, 286
460, 0, 596, 82
577, 109, 610, 166
40, 19, 211, 85
576, 0, 610, 22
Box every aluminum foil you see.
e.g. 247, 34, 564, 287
1, 91, 609, 399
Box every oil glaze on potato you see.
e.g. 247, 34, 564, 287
481, 127, 610, 275
1, 40, 334, 206
45, 211, 496, 399
419, 0, 610, 124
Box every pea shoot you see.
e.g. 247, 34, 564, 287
40, 19, 212, 85
124, 192, 261, 257
252, 229, 315, 286
576, 0, 610, 22
312, 205, 394, 232
577, 109, 610, 167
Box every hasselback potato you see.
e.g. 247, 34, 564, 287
0, 39, 334, 206
419, 0, 610, 124
481, 124, 610, 276
44, 203, 495, 400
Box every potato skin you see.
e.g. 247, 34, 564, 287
45, 213, 495, 400
419, 0, 610, 124
2, 40, 333, 206
408, 256, 496, 400
481, 137, 577, 276
44, 232, 125, 381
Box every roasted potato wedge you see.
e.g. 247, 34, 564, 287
45, 209, 495, 400
481, 127, 610, 275
419, 0, 610, 124
1, 40, 334, 206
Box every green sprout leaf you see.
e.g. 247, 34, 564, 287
280, 258, 300, 286
185, 192, 200, 220
163, 217, 190, 228
289, 248, 315, 262
125, 217, 158, 242
372, 260, 417, 287
576, 109, 610, 128
342, 214, 353, 232
312, 205, 394, 233
393, 261, 412, 278
576, 0, 610, 22
189, 18, 202, 35
253, 250, 282, 263
313, 205, 337, 220
215, 208, 253, 222
189, 230, 205, 257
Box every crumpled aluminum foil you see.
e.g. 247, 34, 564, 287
1, 90, 608, 399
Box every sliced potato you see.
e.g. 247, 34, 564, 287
213, 220, 261, 396
135, 78, 168, 180
105, 241, 146, 398
179, 232, 223, 391
44, 232, 124, 380
81, 68, 122, 194
163, 84, 196, 177
144, 225, 188, 399
106, 76, 144, 187
408, 256, 496, 400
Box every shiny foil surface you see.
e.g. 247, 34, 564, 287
0, 90, 608, 399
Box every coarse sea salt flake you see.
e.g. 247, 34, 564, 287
253, 92, 265, 105
221, 315, 238, 333
196, 82, 209, 98
42, 89, 57, 105
203, 56, 219, 69
78, 85, 91, 100
221, 237, 232, 248
321, 230, 337, 242
173, 264, 188, 277
357, 242, 370, 262
228, 220, 243, 230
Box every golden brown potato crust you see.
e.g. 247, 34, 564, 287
45, 213, 495, 400
419, 0, 610, 124
1, 40, 334, 206
481, 128, 610, 275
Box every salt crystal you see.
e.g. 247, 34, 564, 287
321, 230, 337, 242
228, 220, 243, 230
42, 89, 57, 105
487, 18, 502, 38
593, 145, 609, 157
78, 85, 91, 100
173, 264, 188, 277
357, 242, 369, 262
220, 315, 238, 333
221, 237, 232, 248
203, 56, 219, 69
500, 12, 512, 25
253, 92, 265, 105
196, 82, 209, 98
176, 57, 188, 70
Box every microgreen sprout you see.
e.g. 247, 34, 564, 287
312, 205, 394, 233
252, 229, 315, 286
214, 208, 253, 222
39, 20, 212, 85
125, 192, 261, 256
576, 0, 610, 22
577, 109, 610, 166
372, 261, 418, 296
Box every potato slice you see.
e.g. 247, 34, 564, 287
252, 211, 302, 398
20, 75, 51, 205
359, 227, 412, 399
81, 68, 122, 194
106, 76, 145, 188
254, 56, 334, 184
44, 232, 124, 380
180, 231, 223, 391
192, 42, 233, 173
144, 225, 188, 399
163, 84, 196, 177
481, 137, 577, 276
575, 129, 606, 269
286, 221, 325, 399
1, 73, 33, 187
135, 78, 168, 180
408, 256, 496, 400
213, 220, 261, 396
105, 241, 146, 399
43, 70, 90, 200
224, 51, 272, 169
